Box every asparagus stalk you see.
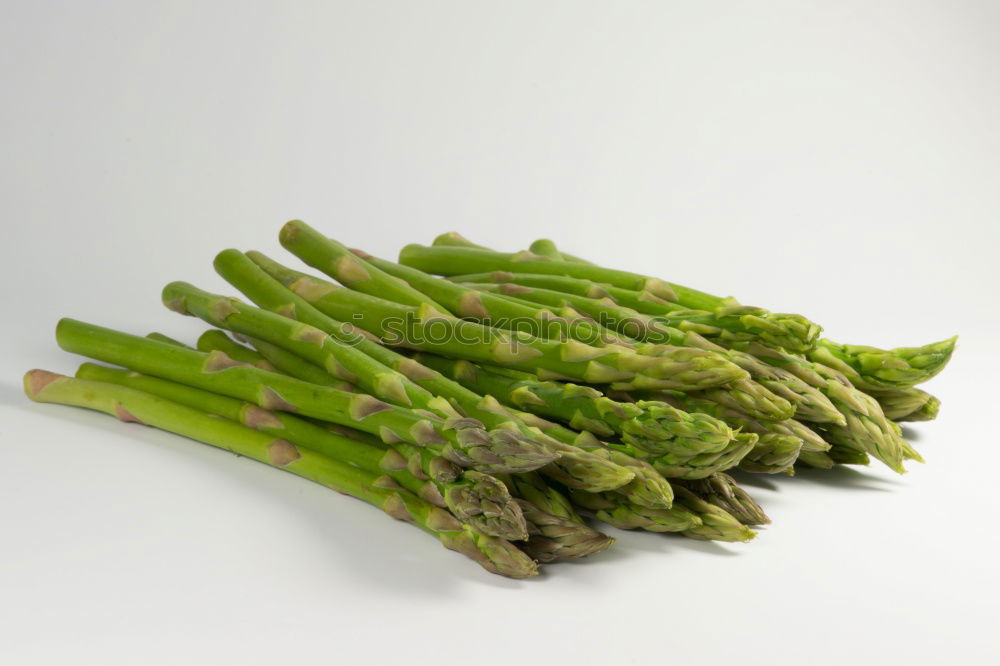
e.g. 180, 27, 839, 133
354, 249, 634, 348
240, 335, 351, 387
675, 474, 770, 526
279, 220, 448, 311
195, 330, 276, 370
76, 363, 530, 541
248, 251, 747, 388
56, 319, 557, 474
146, 332, 191, 347
806, 336, 957, 391
448, 282, 799, 420
167, 281, 436, 409
24, 370, 537, 578
464, 280, 818, 358
873, 387, 940, 422
399, 243, 679, 301
400, 242, 821, 353
413, 354, 736, 458
214, 250, 638, 494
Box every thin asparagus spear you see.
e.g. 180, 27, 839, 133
24, 370, 537, 578
56, 319, 557, 474
400, 243, 679, 301
76, 363, 529, 541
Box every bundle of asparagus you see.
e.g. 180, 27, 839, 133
23, 220, 956, 579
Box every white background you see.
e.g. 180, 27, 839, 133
2, 1, 998, 663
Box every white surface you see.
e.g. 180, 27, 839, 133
2, 1, 998, 664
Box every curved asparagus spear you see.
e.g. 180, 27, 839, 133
249, 251, 746, 388
214, 250, 637, 494
76, 363, 529, 541
279, 220, 448, 311
24, 370, 537, 578
874, 387, 940, 422
413, 354, 736, 458
806, 336, 957, 391
56, 319, 557, 474
675, 474, 770, 526
400, 243, 679, 301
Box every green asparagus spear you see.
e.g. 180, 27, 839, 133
24, 370, 537, 578
76, 362, 529, 541
515, 498, 616, 562
400, 243, 679, 301
728, 342, 907, 473
56, 319, 557, 474
873, 387, 940, 422
215, 250, 638, 494
670, 486, 757, 542
674, 474, 770, 526
806, 337, 957, 391
413, 354, 736, 458
568, 489, 703, 533
195, 330, 276, 370
279, 220, 448, 311
354, 249, 633, 347
249, 251, 746, 388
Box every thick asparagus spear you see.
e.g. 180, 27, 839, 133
873, 387, 940, 422
215, 250, 639, 494
413, 354, 736, 458
24, 370, 537, 578
279, 220, 448, 311
675, 474, 770, 526
608, 432, 760, 480
76, 363, 529, 541
56, 319, 557, 474
806, 336, 957, 391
